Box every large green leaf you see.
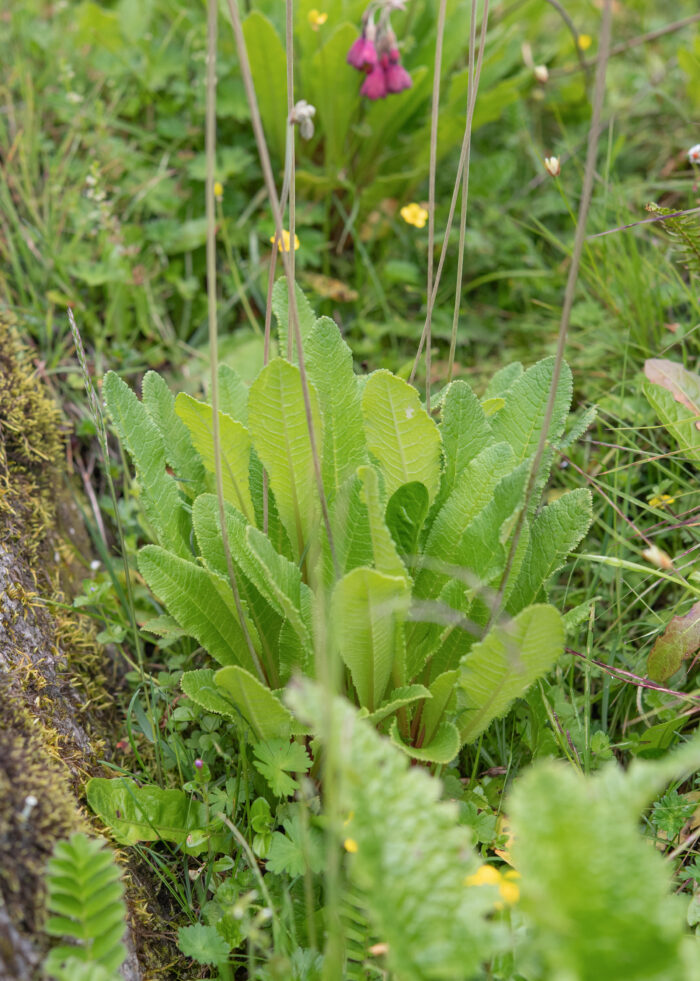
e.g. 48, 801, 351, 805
506, 488, 592, 613
175, 393, 254, 524
458, 604, 564, 744
305, 316, 367, 495
213, 665, 296, 741
141, 371, 207, 498
218, 363, 248, 425
248, 358, 323, 558
271, 277, 316, 361
192, 494, 312, 659
420, 669, 458, 746
385, 482, 429, 563
331, 567, 411, 711
361, 370, 442, 505
490, 357, 572, 473
138, 546, 256, 671
241, 12, 287, 162
325, 473, 373, 580
644, 379, 700, 464
358, 465, 405, 577
309, 24, 359, 168
86, 778, 213, 851
103, 372, 190, 558
181, 668, 240, 721
418, 442, 515, 596
439, 381, 492, 502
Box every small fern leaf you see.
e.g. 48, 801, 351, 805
44, 833, 126, 978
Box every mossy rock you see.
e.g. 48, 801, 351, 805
0, 315, 149, 979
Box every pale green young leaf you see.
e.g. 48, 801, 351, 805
490, 356, 572, 466
271, 276, 316, 359
252, 739, 312, 797
248, 358, 323, 558
509, 735, 700, 981
248, 448, 292, 559
175, 393, 254, 524
389, 718, 460, 765
305, 315, 367, 494
138, 546, 255, 670
421, 669, 459, 746
178, 924, 230, 966
141, 371, 207, 498
103, 372, 190, 558
325, 473, 373, 580
358, 464, 406, 577
439, 380, 492, 502
245, 524, 313, 651
266, 812, 325, 877
181, 668, 240, 721
218, 363, 248, 425
458, 603, 564, 744
361, 370, 442, 505
363, 684, 431, 727
506, 487, 592, 613
214, 666, 296, 741
331, 567, 411, 712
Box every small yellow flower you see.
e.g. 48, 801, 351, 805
400, 203, 428, 229
308, 9, 328, 30
343, 837, 358, 853
464, 864, 501, 888
213, 180, 224, 200
498, 870, 521, 906
270, 229, 300, 252
578, 34, 592, 51
648, 493, 676, 509
544, 156, 561, 177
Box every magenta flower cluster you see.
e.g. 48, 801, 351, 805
347, 15, 411, 101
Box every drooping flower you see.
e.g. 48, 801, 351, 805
544, 156, 561, 177
360, 64, 387, 100
688, 144, 700, 165
347, 34, 378, 71
385, 54, 412, 94
308, 8, 328, 30
270, 230, 301, 252
400, 202, 428, 228
290, 99, 316, 140
533, 64, 549, 83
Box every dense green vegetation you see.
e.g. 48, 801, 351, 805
3, 0, 700, 978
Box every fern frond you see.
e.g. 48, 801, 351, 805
44, 832, 127, 980
646, 203, 700, 276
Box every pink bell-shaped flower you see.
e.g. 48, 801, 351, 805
360, 63, 388, 100
385, 56, 412, 94
347, 35, 378, 71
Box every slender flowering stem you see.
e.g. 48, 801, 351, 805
225, 0, 339, 577
490, 0, 615, 626
206, 0, 267, 684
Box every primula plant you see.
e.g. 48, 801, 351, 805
99, 280, 591, 767
346, 0, 412, 100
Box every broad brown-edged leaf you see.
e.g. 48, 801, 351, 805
644, 359, 700, 431
647, 601, 700, 682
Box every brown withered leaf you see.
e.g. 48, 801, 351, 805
648, 601, 700, 682
644, 359, 700, 431
303, 272, 359, 303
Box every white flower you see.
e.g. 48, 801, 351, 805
688, 144, 700, 165
534, 64, 549, 84
544, 156, 561, 177
290, 100, 317, 140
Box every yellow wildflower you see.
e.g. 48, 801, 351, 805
465, 865, 520, 909
308, 9, 328, 30
648, 493, 675, 509
400, 203, 428, 229
343, 838, 358, 853
270, 229, 300, 252
578, 34, 592, 51
464, 864, 501, 888
213, 180, 224, 200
